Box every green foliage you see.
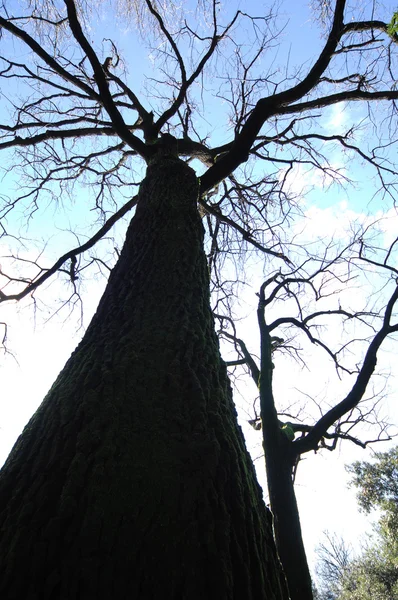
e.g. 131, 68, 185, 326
346, 447, 398, 514
336, 447, 398, 599
338, 545, 398, 600
387, 11, 398, 37
316, 448, 398, 599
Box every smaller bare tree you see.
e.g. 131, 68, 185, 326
220, 230, 398, 599
315, 531, 352, 599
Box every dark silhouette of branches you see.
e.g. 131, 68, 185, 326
1, 0, 398, 329
0, 194, 137, 303
223, 235, 398, 456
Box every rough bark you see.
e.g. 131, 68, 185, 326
0, 156, 288, 599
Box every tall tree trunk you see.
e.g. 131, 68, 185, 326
0, 156, 288, 600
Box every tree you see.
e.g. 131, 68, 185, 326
348, 446, 398, 511
348, 446, 398, 556
222, 232, 398, 600
315, 532, 352, 599
338, 546, 398, 600
315, 448, 398, 600
1, 1, 398, 599
0, 157, 291, 600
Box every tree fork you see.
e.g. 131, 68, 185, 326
0, 157, 288, 599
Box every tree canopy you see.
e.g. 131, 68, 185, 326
316, 447, 398, 600
1, 0, 398, 317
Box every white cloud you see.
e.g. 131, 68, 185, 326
301, 201, 369, 239
325, 102, 348, 132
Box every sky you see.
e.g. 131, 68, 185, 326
1, 0, 398, 577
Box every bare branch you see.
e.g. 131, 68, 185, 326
63, 0, 149, 158
0, 195, 138, 303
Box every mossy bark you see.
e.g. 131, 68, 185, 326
0, 157, 288, 600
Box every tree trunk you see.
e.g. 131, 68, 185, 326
264, 439, 313, 600
0, 156, 288, 599
257, 317, 312, 600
